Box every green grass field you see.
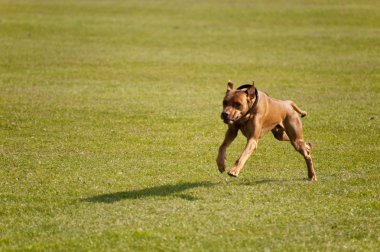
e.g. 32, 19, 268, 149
1, 0, 379, 251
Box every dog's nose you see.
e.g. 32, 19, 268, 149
221, 111, 229, 118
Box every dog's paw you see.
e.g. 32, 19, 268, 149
228, 170, 239, 177
218, 166, 226, 173
216, 156, 226, 173
217, 165, 226, 173
308, 175, 317, 181
216, 161, 226, 173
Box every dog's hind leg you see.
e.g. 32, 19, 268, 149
284, 115, 317, 181
291, 139, 316, 181
272, 124, 290, 141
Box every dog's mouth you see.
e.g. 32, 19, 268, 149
223, 118, 235, 125
222, 116, 240, 125
221, 112, 240, 125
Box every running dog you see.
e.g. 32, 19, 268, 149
216, 81, 316, 181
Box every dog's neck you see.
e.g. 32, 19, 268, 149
236, 85, 259, 121
243, 89, 259, 119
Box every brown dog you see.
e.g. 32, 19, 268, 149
216, 81, 317, 181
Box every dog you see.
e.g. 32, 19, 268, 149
216, 81, 317, 181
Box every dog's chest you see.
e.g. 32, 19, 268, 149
239, 123, 253, 138
238, 120, 276, 139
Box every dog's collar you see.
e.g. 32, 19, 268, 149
237, 84, 259, 119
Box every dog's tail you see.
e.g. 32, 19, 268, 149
290, 101, 307, 117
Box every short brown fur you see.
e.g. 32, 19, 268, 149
217, 80, 316, 181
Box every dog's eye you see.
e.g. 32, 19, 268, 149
234, 102, 242, 108
223, 101, 228, 107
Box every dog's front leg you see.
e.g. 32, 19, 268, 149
216, 127, 238, 173
228, 137, 258, 177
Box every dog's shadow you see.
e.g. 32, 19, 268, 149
241, 177, 310, 186
82, 181, 214, 203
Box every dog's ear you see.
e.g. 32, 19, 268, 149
246, 83, 256, 98
227, 80, 234, 92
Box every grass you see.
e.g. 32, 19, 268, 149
0, 0, 379, 251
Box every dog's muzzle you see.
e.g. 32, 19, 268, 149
221, 111, 234, 124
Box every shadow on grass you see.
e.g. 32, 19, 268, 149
242, 177, 310, 186
83, 181, 214, 203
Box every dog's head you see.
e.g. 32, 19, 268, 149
221, 80, 257, 125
